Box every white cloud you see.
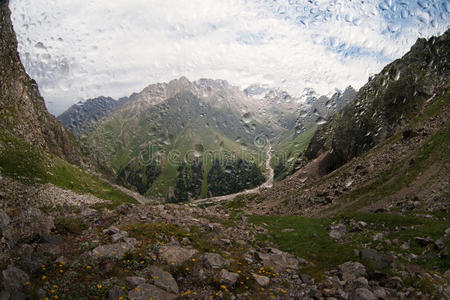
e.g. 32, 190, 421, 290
9, 0, 450, 115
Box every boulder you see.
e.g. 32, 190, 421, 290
256, 248, 299, 272
158, 245, 198, 266
218, 269, 239, 287
329, 223, 347, 239
252, 273, 270, 287
203, 253, 230, 269
3, 208, 54, 247
127, 284, 176, 300
359, 248, 392, 269
2, 265, 29, 292
91, 243, 133, 259
338, 262, 367, 282
148, 266, 179, 294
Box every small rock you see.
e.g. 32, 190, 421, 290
256, 248, 299, 272
218, 269, 239, 286
385, 276, 403, 289
1, 265, 29, 292
300, 273, 313, 284
443, 285, 450, 300
400, 242, 410, 250
81, 208, 97, 217
414, 237, 433, 246
373, 233, 384, 241
345, 277, 368, 291
329, 224, 347, 239
203, 253, 230, 269
252, 273, 270, 287
111, 231, 128, 243
236, 240, 247, 246
108, 286, 126, 300
350, 288, 376, 300
102, 226, 120, 235
159, 245, 198, 266
281, 228, 294, 233
338, 261, 367, 282
359, 248, 392, 269
373, 287, 387, 298
435, 239, 445, 250
126, 276, 146, 286
127, 283, 176, 300
148, 266, 179, 294
298, 257, 308, 265
37, 243, 62, 256
220, 239, 231, 245
357, 221, 368, 228
122, 237, 137, 247
55, 256, 70, 265
92, 243, 133, 259
405, 265, 422, 275
0, 209, 10, 232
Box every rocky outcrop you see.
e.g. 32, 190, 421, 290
304, 29, 450, 173
0, 0, 83, 164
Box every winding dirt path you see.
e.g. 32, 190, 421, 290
190, 145, 274, 206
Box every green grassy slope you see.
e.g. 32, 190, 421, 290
0, 132, 138, 207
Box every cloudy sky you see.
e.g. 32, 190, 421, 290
9, 0, 450, 115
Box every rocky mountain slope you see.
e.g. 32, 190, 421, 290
0, 0, 82, 164
84, 78, 273, 201
270, 86, 357, 181
57, 96, 134, 135
304, 30, 449, 174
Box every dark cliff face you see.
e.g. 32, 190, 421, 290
304, 29, 450, 173
0, 0, 82, 164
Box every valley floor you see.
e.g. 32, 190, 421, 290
0, 175, 449, 299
